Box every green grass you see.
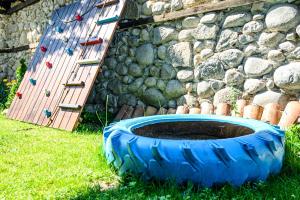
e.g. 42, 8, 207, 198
0, 115, 300, 200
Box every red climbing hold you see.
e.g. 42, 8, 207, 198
75, 14, 83, 21
46, 62, 53, 69
40, 46, 47, 53
80, 38, 103, 46
16, 92, 22, 99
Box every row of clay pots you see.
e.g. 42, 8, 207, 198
174, 100, 300, 130
115, 101, 300, 130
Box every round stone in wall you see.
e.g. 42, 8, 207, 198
213, 87, 242, 106
244, 79, 266, 94
218, 49, 244, 69
274, 62, 300, 90
196, 81, 214, 98
265, 4, 300, 32
165, 80, 185, 99
136, 44, 154, 66
224, 69, 245, 86
177, 70, 194, 82
142, 88, 167, 107
244, 57, 275, 77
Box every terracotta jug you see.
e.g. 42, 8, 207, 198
189, 107, 201, 114
279, 101, 300, 129
200, 102, 214, 114
231, 99, 248, 117
132, 105, 144, 118
261, 103, 282, 125
243, 104, 264, 120
215, 103, 231, 116
176, 105, 189, 114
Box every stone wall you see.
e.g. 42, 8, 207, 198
88, 1, 300, 113
0, 0, 300, 114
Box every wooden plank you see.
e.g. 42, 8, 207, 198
49, 1, 112, 129
123, 106, 134, 119
96, 0, 119, 8
36, 1, 95, 126
114, 105, 129, 121
6, 0, 40, 15
77, 58, 100, 65
0, 45, 30, 53
118, 0, 261, 30
153, 0, 261, 23
61, 3, 118, 130
59, 104, 82, 110
7, 5, 68, 120
18, 3, 79, 123
64, 1, 126, 130
63, 81, 85, 87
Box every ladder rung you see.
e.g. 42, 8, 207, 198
96, 15, 119, 26
96, 0, 119, 8
77, 59, 100, 65
59, 104, 82, 110
63, 81, 85, 87
80, 38, 103, 46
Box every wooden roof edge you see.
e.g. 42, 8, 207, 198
119, 0, 262, 30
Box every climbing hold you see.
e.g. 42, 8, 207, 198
29, 78, 36, 86
66, 48, 73, 56
75, 14, 83, 21
46, 61, 53, 69
16, 92, 22, 99
40, 46, 47, 53
45, 90, 51, 97
43, 109, 52, 118
56, 26, 64, 33
80, 37, 103, 46
96, 15, 119, 25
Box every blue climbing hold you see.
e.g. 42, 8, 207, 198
96, 15, 119, 25
43, 109, 52, 118
56, 26, 64, 33
66, 48, 73, 56
29, 78, 36, 85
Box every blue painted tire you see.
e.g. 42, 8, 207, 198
103, 114, 285, 187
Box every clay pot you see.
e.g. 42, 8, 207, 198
215, 103, 231, 116
200, 102, 214, 114
261, 103, 282, 125
231, 99, 248, 117
243, 104, 264, 120
167, 108, 177, 114
279, 101, 300, 129
123, 106, 134, 119
189, 107, 201, 114
176, 105, 189, 114
132, 105, 144, 118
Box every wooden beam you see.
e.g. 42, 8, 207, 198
0, 45, 29, 53
6, 0, 40, 15
119, 0, 261, 30
153, 0, 261, 23
96, 0, 119, 8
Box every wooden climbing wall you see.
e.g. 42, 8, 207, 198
7, 0, 127, 131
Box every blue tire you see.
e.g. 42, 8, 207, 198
103, 114, 285, 187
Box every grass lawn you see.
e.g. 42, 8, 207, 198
0, 115, 300, 200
